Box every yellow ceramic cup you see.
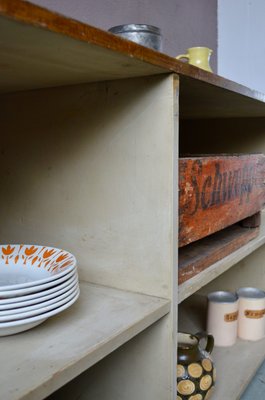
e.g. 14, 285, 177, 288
176, 46, 213, 72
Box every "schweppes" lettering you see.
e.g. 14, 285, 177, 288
181, 161, 255, 216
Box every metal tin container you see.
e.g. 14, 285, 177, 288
207, 291, 238, 347
237, 287, 265, 341
237, 287, 265, 299
208, 291, 238, 303
108, 24, 162, 51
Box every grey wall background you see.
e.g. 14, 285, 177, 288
31, 0, 217, 72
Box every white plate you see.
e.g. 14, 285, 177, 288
0, 280, 79, 315
0, 274, 78, 309
0, 274, 78, 310
0, 289, 80, 336
0, 244, 76, 290
0, 284, 79, 321
0, 268, 76, 298
0, 272, 78, 305
0, 319, 47, 336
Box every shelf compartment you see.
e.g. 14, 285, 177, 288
0, 281, 170, 400
178, 211, 265, 303
179, 294, 265, 400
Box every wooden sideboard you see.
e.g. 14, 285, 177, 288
1, 1, 265, 399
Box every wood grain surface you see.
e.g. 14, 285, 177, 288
179, 154, 265, 247
178, 223, 259, 284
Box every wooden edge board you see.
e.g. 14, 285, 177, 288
1, 0, 265, 104
179, 223, 259, 284
178, 211, 265, 303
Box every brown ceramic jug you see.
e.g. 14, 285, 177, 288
177, 332, 216, 400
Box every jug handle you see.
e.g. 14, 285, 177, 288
176, 54, 189, 61
195, 331, 214, 354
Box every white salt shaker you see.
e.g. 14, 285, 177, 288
207, 291, 238, 347
237, 287, 265, 341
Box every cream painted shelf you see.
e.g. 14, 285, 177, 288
0, 281, 170, 400
179, 294, 265, 400
178, 211, 265, 303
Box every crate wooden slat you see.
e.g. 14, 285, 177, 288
178, 222, 259, 285
179, 154, 265, 247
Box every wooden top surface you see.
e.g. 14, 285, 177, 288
1, 0, 265, 117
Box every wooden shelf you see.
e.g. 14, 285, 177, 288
179, 294, 265, 400
0, 281, 170, 400
178, 211, 265, 303
2, 0, 265, 118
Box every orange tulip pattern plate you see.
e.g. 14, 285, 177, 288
0, 244, 76, 290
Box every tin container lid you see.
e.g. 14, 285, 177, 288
108, 24, 161, 35
237, 287, 265, 299
207, 291, 238, 303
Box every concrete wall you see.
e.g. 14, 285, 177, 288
31, 0, 218, 72
218, 0, 265, 92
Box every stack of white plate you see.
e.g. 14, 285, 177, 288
0, 244, 79, 336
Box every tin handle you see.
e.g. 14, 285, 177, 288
195, 331, 214, 354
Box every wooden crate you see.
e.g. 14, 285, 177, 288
179, 154, 265, 247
